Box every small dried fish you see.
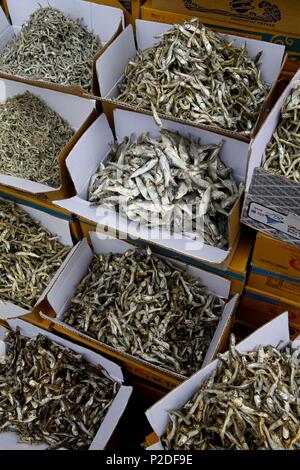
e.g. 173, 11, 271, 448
0, 327, 119, 450
88, 129, 243, 248
118, 18, 269, 135
0, 6, 100, 91
162, 336, 300, 450
0, 200, 70, 309
63, 247, 223, 376
263, 82, 300, 183
0, 92, 74, 187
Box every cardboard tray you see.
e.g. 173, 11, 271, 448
0, 317, 132, 450
97, 19, 286, 142
39, 231, 239, 391
54, 108, 250, 268
0, 0, 124, 99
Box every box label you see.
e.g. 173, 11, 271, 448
248, 202, 300, 240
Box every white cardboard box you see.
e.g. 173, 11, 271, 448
54, 109, 249, 267
39, 231, 239, 383
0, 0, 124, 98
241, 68, 300, 246
97, 19, 286, 141
0, 202, 75, 319
145, 312, 298, 449
0, 317, 132, 450
0, 78, 96, 199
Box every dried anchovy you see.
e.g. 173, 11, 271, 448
0, 201, 70, 309
118, 18, 269, 135
162, 336, 300, 450
63, 248, 223, 376
88, 129, 243, 249
0, 6, 100, 91
263, 82, 300, 183
0, 328, 119, 450
0, 92, 74, 187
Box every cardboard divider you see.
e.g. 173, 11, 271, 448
0, 317, 132, 450
39, 231, 239, 390
98, 19, 286, 142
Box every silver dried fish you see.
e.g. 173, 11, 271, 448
0, 327, 119, 450
63, 247, 223, 376
88, 129, 243, 248
118, 18, 269, 135
162, 336, 300, 450
0, 6, 100, 91
263, 82, 300, 183
0, 92, 74, 187
0, 200, 70, 309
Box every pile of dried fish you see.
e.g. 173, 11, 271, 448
63, 248, 223, 376
263, 82, 300, 183
0, 201, 70, 309
162, 335, 300, 450
118, 18, 269, 134
0, 91, 74, 187
0, 6, 100, 91
0, 328, 119, 450
89, 128, 242, 248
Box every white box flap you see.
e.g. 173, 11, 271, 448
0, 303, 28, 319
0, 7, 10, 37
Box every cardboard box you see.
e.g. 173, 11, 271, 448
0, 317, 132, 450
236, 286, 300, 330
252, 231, 300, 279
0, 78, 96, 202
0, 201, 75, 320
0, 0, 124, 99
54, 109, 250, 268
97, 19, 285, 143
39, 231, 239, 391
241, 69, 300, 247
145, 312, 299, 449
151, 0, 300, 36
248, 265, 300, 304
141, 1, 298, 74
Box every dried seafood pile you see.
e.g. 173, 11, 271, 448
89, 129, 243, 248
0, 6, 100, 91
0, 201, 70, 309
118, 18, 269, 134
263, 82, 300, 183
0, 328, 119, 450
0, 92, 74, 187
162, 336, 300, 450
63, 248, 223, 376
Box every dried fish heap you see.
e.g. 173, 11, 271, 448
0, 201, 70, 309
0, 91, 74, 187
89, 129, 243, 248
162, 336, 300, 450
118, 18, 269, 135
0, 328, 120, 450
63, 247, 223, 376
0, 7, 100, 91
263, 82, 300, 183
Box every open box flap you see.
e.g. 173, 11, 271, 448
146, 312, 290, 438
0, 7, 10, 37
0, 303, 28, 319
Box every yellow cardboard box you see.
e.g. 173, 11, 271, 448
141, 0, 300, 73
151, 0, 300, 35
248, 265, 300, 304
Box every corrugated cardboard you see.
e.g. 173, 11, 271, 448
248, 265, 300, 304
237, 286, 300, 330
141, 1, 298, 74
0, 0, 124, 99
0, 201, 75, 320
252, 231, 300, 279
241, 68, 300, 247
145, 312, 295, 448
39, 231, 239, 390
97, 19, 285, 143
54, 109, 249, 268
0, 78, 96, 202
0, 317, 132, 450
151, 0, 300, 35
